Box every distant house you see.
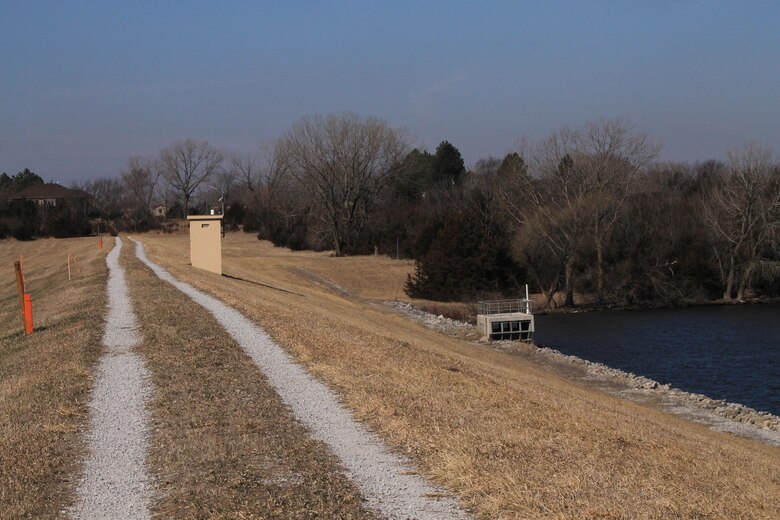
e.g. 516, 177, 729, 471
152, 205, 167, 218
10, 183, 91, 207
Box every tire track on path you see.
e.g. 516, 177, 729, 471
130, 237, 470, 520
72, 237, 152, 520
125, 235, 376, 517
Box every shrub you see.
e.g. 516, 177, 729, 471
12, 222, 35, 241
405, 210, 523, 301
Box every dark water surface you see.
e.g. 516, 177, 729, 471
534, 304, 780, 416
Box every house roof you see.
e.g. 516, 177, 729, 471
11, 183, 91, 200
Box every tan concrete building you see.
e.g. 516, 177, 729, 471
187, 215, 223, 275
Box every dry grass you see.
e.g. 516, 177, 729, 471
0, 236, 108, 517
122, 241, 376, 518
138, 231, 780, 519
223, 234, 414, 301
414, 301, 478, 324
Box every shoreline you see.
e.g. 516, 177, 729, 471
533, 295, 780, 315
527, 342, 780, 446
387, 300, 780, 447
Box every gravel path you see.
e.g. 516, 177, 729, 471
131, 238, 470, 520
72, 237, 152, 520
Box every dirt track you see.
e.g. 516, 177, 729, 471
72, 237, 152, 519
130, 237, 468, 519
125, 239, 380, 517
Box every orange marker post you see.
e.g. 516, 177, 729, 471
23, 294, 33, 335
14, 261, 28, 333
99, 237, 103, 249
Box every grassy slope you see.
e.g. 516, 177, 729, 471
123, 239, 376, 518
140, 232, 780, 520
0, 237, 108, 517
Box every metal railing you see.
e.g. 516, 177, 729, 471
478, 298, 532, 316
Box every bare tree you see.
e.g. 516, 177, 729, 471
249, 142, 292, 218
230, 141, 288, 203
702, 144, 779, 300
262, 141, 290, 202
278, 113, 410, 255
158, 184, 182, 218
121, 156, 160, 216
201, 169, 236, 215
472, 156, 501, 178
502, 120, 658, 305
78, 177, 125, 221
158, 139, 224, 216
573, 119, 659, 301
503, 130, 587, 306
512, 212, 566, 309
230, 151, 260, 193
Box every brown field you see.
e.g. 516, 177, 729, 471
136, 231, 780, 519
0, 237, 108, 517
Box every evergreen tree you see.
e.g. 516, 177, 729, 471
405, 207, 521, 301
432, 141, 466, 186
392, 148, 435, 200
497, 152, 528, 179
0, 168, 43, 192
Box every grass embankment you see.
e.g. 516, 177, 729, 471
139, 232, 780, 519
121, 240, 375, 518
0, 237, 108, 517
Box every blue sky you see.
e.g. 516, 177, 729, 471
1, 1, 779, 183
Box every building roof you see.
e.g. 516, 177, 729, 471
11, 183, 91, 200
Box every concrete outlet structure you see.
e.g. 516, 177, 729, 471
477, 299, 534, 342
187, 215, 223, 275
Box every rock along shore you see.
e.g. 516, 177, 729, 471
386, 300, 780, 447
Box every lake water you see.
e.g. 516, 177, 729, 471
534, 304, 780, 416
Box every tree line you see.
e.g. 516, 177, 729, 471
2, 113, 779, 307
